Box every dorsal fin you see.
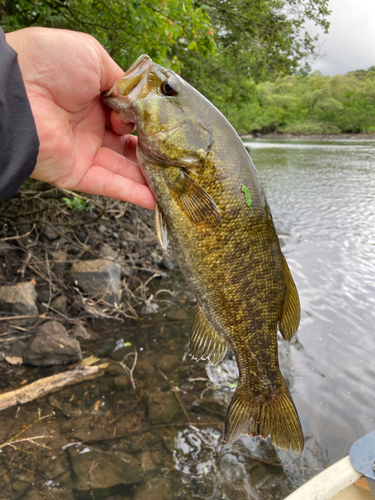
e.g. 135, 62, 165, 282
278, 254, 301, 342
189, 306, 227, 365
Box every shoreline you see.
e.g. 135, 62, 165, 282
240, 132, 375, 140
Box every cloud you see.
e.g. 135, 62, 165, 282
304, 0, 375, 75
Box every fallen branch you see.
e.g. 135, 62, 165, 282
0, 363, 108, 411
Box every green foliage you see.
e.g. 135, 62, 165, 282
1, 0, 330, 110
229, 69, 375, 135
62, 196, 94, 212
0, 0, 215, 72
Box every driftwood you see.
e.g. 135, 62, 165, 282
0, 363, 108, 411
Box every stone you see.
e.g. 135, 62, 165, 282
23, 320, 82, 366
40, 223, 61, 240
70, 323, 91, 339
134, 359, 155, 380
98, 242, 119, 260
37, 455, 70, 479
68, 259, 121, 305
50, 295, 67, 313
8, 341, 27, 359
160, 254, 176, 271
134, 478, 173, 500
113, 375, 131, 390
0, 282, 38, 325
157, 354, 181, 373
105, 362, 126, 377
68, 445, 141, 495
147, 390, 184, 425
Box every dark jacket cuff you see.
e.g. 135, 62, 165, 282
0, 27, 39, 202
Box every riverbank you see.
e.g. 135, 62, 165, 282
0, 180, 176, 363
240, 132, 375, 140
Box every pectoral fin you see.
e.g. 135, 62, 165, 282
278, 255, 301, 341
165, 169, 221, 226
155, 203, 169, 250
189, 306, 227, 365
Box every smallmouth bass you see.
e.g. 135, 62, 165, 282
102, 55, 304, 452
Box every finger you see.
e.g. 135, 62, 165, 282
103, 129, 138, 163
74, 165, 156, 210
110, 109, 136, 135
94, 146, 145, 185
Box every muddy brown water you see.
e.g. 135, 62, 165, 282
0, 138, 374, 499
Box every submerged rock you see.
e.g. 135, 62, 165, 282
23, 320, 82, 366
0, 282, 38, 325
134, 477, 173, 500
157, 354, 181, 373
147, 390, 184, 425
68, 259, 121, 305
68, 445, 141, 495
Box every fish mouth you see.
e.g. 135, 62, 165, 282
101, 54, 151, 115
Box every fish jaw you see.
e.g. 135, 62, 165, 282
101, 54, 151, 120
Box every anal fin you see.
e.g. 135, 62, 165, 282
278, 254, 301, 342
189, 306, 227, 365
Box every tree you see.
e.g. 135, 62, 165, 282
1, 0, 331, 125
0, 0, 215, 72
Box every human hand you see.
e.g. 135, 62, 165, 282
5, 27, 155, 210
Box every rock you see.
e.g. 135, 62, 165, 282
9, 341, 27, 359
157, 354, 181, 373
140, 302, 159, 315
113, 375, 131, 390
105, 362, 126, 377
134, 478, 173, 500
51, 295, 68, 313
68, 445, 141, 495
160, 254, 176, 271
37, 455, 70, 480
40, 223, 61, 240
134, 359, 155, 380
70, 323, 91, 339
0, 282, 38, 326
68, 259, 121, 305
49, 249, 67, 275
147, 390, 184, 425
98, 242, 119, 260
23, 320, 82, 366
0, 351, 5, 362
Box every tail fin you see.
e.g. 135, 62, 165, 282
223, 384, 304, 453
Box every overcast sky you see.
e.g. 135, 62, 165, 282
305, 0, 375, 75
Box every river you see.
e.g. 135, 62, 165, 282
0, 138, 374, 499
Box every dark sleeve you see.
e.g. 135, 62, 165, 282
0, 28, 39, 202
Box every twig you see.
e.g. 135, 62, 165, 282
0, 363, 108, 411
158, 369, 191, 424
119, 349, 138, 389
17, 250, 33, 277
0, 223, 36, 242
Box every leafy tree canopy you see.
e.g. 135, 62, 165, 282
1, 0, 331, 115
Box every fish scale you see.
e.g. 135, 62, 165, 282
102, 54, 304, 452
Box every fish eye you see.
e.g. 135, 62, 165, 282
161, 79, 179, 96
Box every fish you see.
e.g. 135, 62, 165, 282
102, 55, 304, 452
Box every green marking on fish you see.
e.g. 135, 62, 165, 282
241, 184, 252, 209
